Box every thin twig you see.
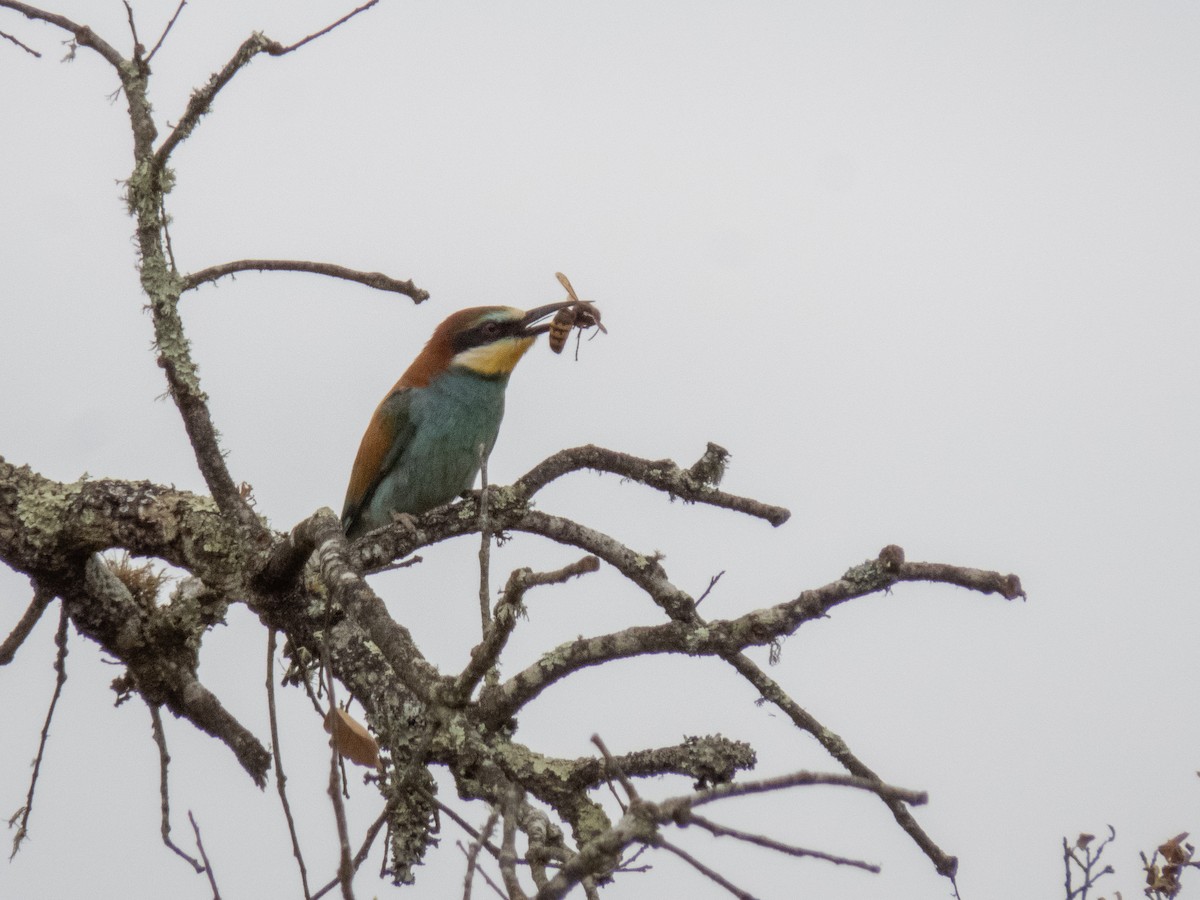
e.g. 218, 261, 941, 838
499, 792, 528, 900
311, 803, 395, 900
0, 584, 54, 665
323, 666, 355, 898
656, 837, 756, 900
436, 798, 507, 863
7, 605, 68, 860
121, 0, 141, 55
457, 844, 509, 900
189, 811, 222, 900
145, 0, 185, 63
0, 27, 41, 56
603, 777, 628, 815
689, 771, 923, 810
149, 705, 205, 872
616, 844, 651, 873
720, 652, 954, 876
273, 0, 379, 54
591, 734, 639, 801
317, 583, 355, 900
1064, 826, 1117, 900
478, 445, 492, 637
684, 812, 879, 872
695, 570, 725, 607
350, 805, 393, 872
267, 630, 311, 898
534, 765, 911, 899
182, 258, 428, 300
463, 806, 502, 900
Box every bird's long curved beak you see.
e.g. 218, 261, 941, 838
519, 300, 575, 337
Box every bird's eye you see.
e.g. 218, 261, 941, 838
481, 321, 501, 338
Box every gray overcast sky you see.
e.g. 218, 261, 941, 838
3, 2, 1199, 898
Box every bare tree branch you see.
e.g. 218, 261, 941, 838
272, 0, 378, 55
720, 651, 957, 878
121, 1, 141, 57
188, 811, 223, 900
516, 444, 790, 527
145, 0, 185, 64
151, 2, 379, 172
0, 25, 39, 55
682, 770, 925, 809
463, 806, 502, 900
149, 704, 206, 873
534, 768, 918, 899
476, 543, 1020, 721
591, 734, 639, 802
478, 448, 494, 638
499, 791, 530, 900
267, 629, 312, 898
0, 583, 53, 665
77, 556, 271, 785
319, 599, 356, 900
0, 2, 125, 68
2, 449, 1001, 887
310, 801, 394, 900
182, 259, 429, 301
655, 837, 755, 900
7, 604, 67, 860
683, 812, 880, 872
451, 554, 600, 705
286, 509, 439, 698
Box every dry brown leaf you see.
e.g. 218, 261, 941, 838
323, 707, 380, 768
1159, 833, 1192, 865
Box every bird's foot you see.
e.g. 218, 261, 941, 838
390, 511, 419, 534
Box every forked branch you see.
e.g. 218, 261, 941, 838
535, 765, 923, 899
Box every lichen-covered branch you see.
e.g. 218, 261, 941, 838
450, 555, 600, 705
348, 443, 791, 574
150, 33, 285, 171
286, 509, 439, 697
2, 438, 1017, 890
76, 556, 270, 785
0, 456, 251, 588
479, 545, 1022, 723
516, 444, 790, 527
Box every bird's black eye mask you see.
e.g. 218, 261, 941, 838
452, 318, 526, 354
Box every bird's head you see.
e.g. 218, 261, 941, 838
399, 302, 579, 386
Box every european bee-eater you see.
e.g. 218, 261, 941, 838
341, 303, 576, 540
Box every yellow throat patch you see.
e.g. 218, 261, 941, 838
452, 335, 537, 377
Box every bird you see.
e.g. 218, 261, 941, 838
341, 302, 577, 540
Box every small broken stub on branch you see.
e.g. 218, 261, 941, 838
548, 271, 607, 355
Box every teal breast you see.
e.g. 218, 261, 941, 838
355, 366, 509, 534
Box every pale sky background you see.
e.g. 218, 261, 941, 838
2, 2, 1199, 898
